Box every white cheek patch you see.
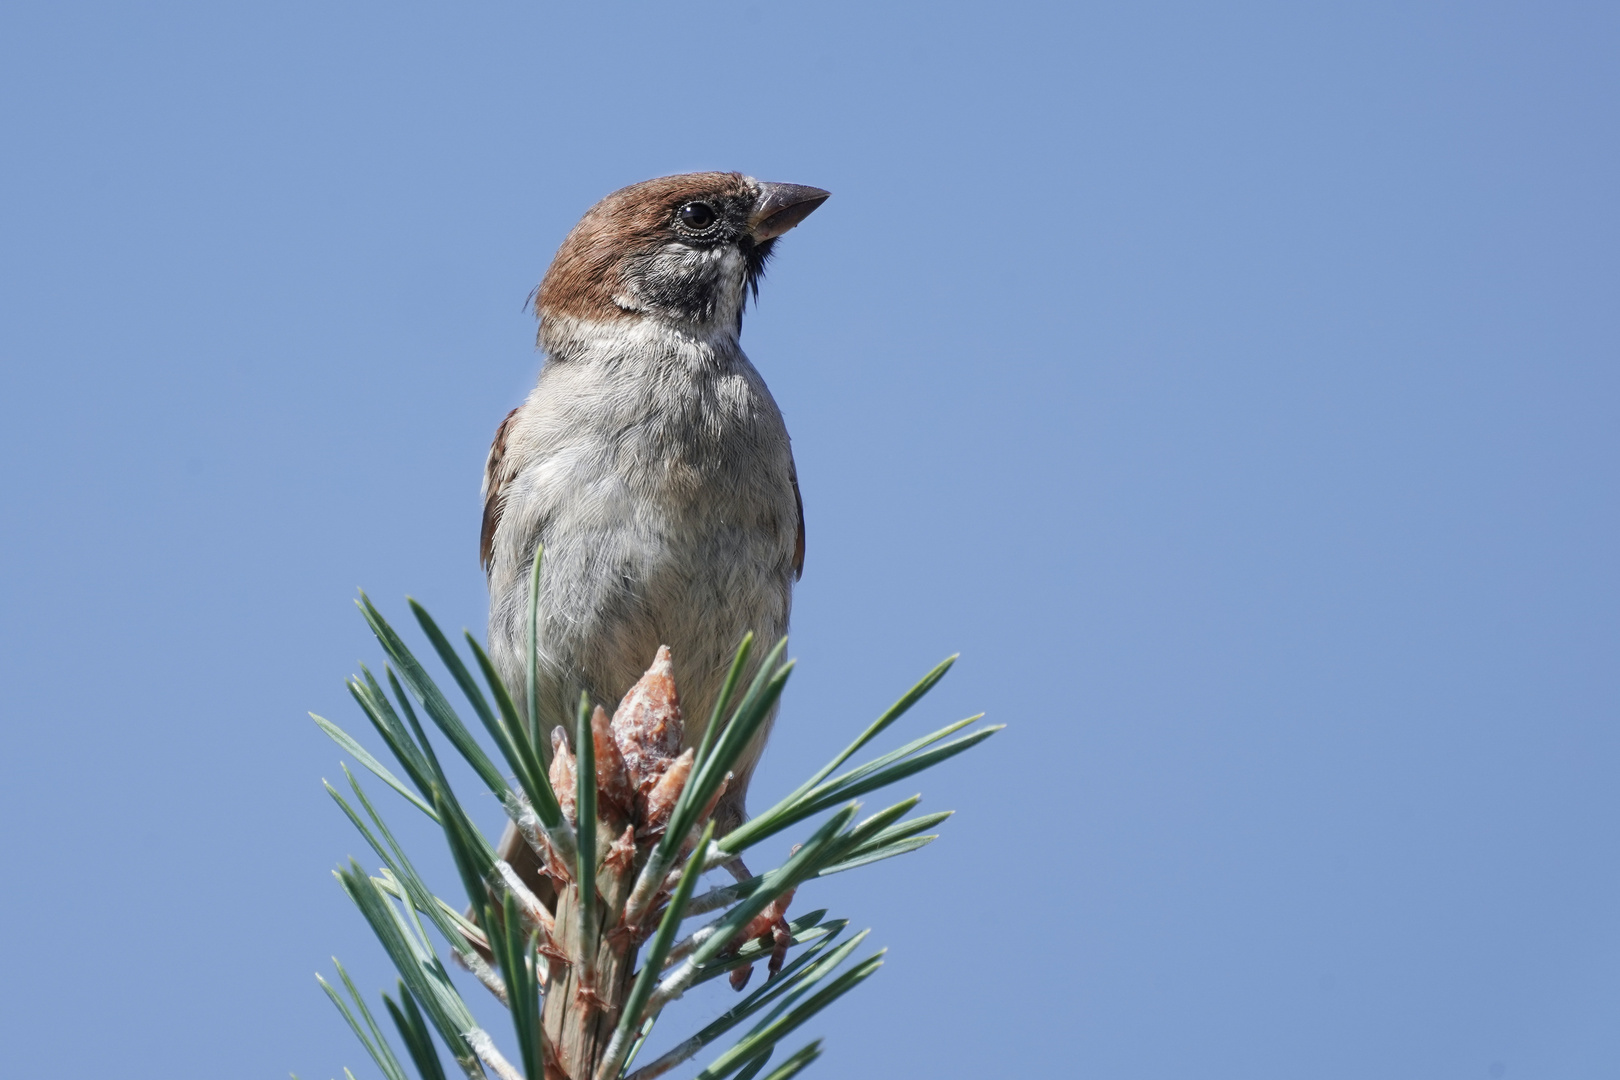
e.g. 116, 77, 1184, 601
651, 243, 725, 283
707, 247, 748, 325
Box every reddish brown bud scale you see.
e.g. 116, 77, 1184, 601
642, 747, 694, 835
610, 645, 684, 794
591, 704, 637, 822
550, 727, 577, 824
542, 833, 573, 885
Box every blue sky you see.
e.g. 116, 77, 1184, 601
1, 2, 1616, 1077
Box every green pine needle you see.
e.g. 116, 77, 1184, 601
384, 982, 448, 1080
321, 596, 999, 1080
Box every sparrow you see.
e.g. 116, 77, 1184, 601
482, 172, 828, 847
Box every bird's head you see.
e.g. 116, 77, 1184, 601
534, 172, 829, 354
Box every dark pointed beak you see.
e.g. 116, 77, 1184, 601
749, 182, 830, 242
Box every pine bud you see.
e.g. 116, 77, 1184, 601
590, 704, 636, 822
549, 726, 577, 823
610, 644, 684, 794
642, 748, 694, 836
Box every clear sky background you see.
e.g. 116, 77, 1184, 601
2, 2, 1616, 1078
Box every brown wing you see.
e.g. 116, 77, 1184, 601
480, 407, 520, 571
791, 463, 805, 581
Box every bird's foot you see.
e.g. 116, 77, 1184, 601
723, 886, 797, 991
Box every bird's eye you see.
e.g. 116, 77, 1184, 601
678, 202, 717, 229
